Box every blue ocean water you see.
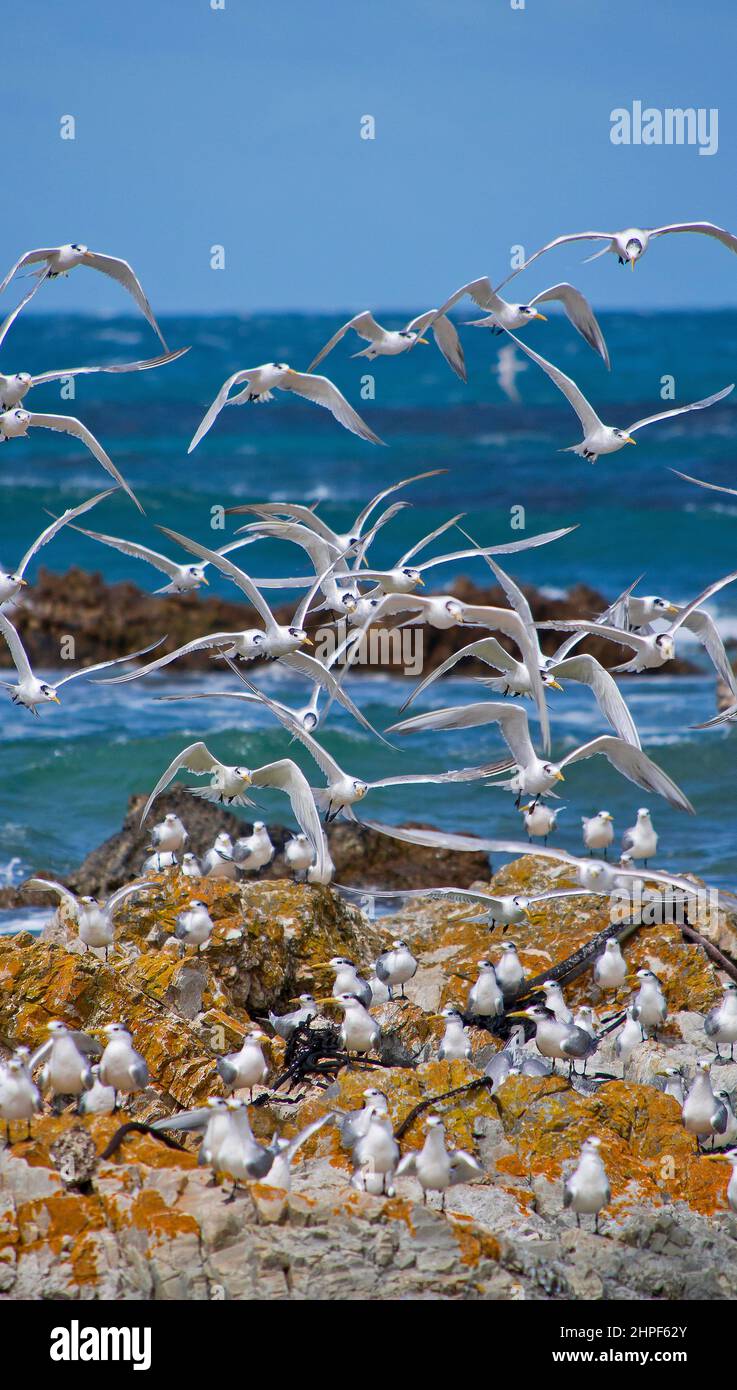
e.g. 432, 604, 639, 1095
1, 310, 736, 889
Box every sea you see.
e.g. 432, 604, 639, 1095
1, 307, 736, 927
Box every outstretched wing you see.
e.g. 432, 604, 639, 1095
560, 736, 694, 812
251, 759, 325, 875
628, 385, 734, 435
188, 369, 258, 452
81, 250, 168, 349
399, 636, 518, 713
23, 877, 79, 913
0, 610, 34, 682
17, 487, 117, 579
500, 333, 604, 437
0, 248, 56, 295
30, 346, 188, 387
648, 222, 737, 253
529, 283, 610, 367
406, 311, 466, 381
494, 231, 614, 291
388, 700, 537, 770
550, 653, 641, 747
157, 525, 278, 631
26, 413, 143, 512
280, 370, 384, 445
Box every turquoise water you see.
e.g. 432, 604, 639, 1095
1, 310, 736, 888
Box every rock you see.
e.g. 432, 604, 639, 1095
1, 851, 737, 1300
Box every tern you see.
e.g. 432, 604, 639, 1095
541, 981, 573, 1024
521, 801, 560, 843
504, 330, 733, 461
563, 1136, 610, 1233
0, 405, 145, 510
24, 875, 154, 959
388, 700, 694, 811
216, 1029, 270, 1098
374, 940, 417, 1000
202, 834, 238, 880
632, 968, 667, 1038
0, 615, 161, 713
148, 813, 188, 853
338, 1087, 390, 1151
284, 832, 316, 880
593, 939, 628, 992
0, 486, 117, 605
98, 1023, 149, 1107
705, 1151, 737, 1212
704, 983, 737, 1062
509, 1005, 598, 1074
174, 900, 214, 949
78, 1065, 117, 1117
31, 1021, 101, 1106
0, 242, 170, 347
0, 1056, 42, 1143
582, 810, 614, 857
433, 275, 610, 365
682, 1060, 729, 1144
467, 960, 504, 1019
188, 362, 383, 451
69, 525, 256, 595
497, 221, 737, 281
322, 956, 372, 1009
494, 941, 525, 997
396, 1115, 482, 1208
337, 881, 599, 931
622, 809, 658, 865
268, 995, 318, 1040
326, 992, 381, 1056
266, 1115, 334, 1191
307, 308, 466, 380
233, 822, 275, 874
436, 1007, 472, 1061
352, 1110, 400, 1194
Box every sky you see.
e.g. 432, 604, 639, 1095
4, 0, 737, 313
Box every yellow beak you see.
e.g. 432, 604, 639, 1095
416, 577, 425, 587
555, 771, 565, 782
201, 576, 209, 586
50, 695, 61, 704
534, 312, 548, 322
417, 337, 430, 345
667, 603, 679, 616
630, 258, 635, 270
303, 636, 313, 647
624, 436, 637, 446
548, 679, 563, 692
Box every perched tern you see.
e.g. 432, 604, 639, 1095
148, 812, 188, 853
632, 968, 667, 1038
563, 1136, 610, 1233
437, 1007, 472, 1061
374, 939, 417, 1000
0, 243, 170, 347
233, 821, 275, 873
509, 1005, 598, 1074
396, 1115, 482, 1208
32, 1021, 100, 1105
467, 960, 504, 1018
78, 1065, 117, 1117
593, 938, 628, 992
188, 362, 383, 452
704, 983, 737, 1062
216, 1030, 270, 1098
682, 1060, 729, 1143
521, 801, 560, 843
622, 808, 658, 865
307, 308, 466, 380
268, 995, 318, 1040
24, 875, 154, 959
99, 1023, 149, 1106
327, 992, 381, 1056
582, 810, 614, 857
494, 941, 525, 998
174, 900, 214, 949
0, 1056, 42, 1142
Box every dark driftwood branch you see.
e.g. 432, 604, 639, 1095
680, 924, 737, 986
100, 1121, 187, 1160
393, 1076, 492, 1141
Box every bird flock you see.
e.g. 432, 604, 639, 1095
2, 221, 737, 1224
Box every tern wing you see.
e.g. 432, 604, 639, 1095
69, 526, 184, 579
279, 369, 384, 445
151, 1107, 213, 1133
388, 700, 537, 769
0, 281, 45, 351
54, 638, 165, 689
306, 312, 385, 372
105, 879, 157, 915
0, 248, 56, 294
0, 610, 34, 682
449, 1150, 483, 1184
399, 637, 519, 712
30, 346, 188, 387
25, 413, 143, 512
529, 283, 610, 368
351, 469, 447, 535
433, 276, 501, 319
251, 759, 325, 874
399, 514, 464, 566
17, 487, 117, 578
358, 821, 576, 863
283, 1113, 334, 1163
24, 877, 80, 912
96, 632, 246, 686
140, 741, 225, 825
678, 609, 737, 693
670, 469, 737, 499
405, 311, 466, 381
648, 222, 737, 253
550, 653, 641, 747
667, 569, 737, 640
500, 334, 605, 436
188, 369, 258, 452
81, 250, 168, 348
157, 525, 277, 631
466, 547, 549, 752
560, 736, 694, 813
277, 649, 389, 742
628, 385, 734, 435
537, 618, 649, 655
495, 232, 614, 291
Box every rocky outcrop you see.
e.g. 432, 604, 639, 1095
1, 854, 736, 1300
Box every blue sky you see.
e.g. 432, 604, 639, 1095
4, 0, 736, 312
